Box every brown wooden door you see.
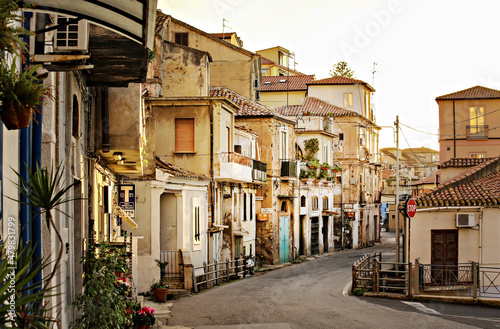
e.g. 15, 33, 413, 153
431, 230, 458, 285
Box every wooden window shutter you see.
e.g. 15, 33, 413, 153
175, 118, 194, 152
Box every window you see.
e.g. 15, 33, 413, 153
323, 196, 329, 210
323, 144, 328, 163
175, 32, 188, 46
281, 201, 287, 212
280, 130, 287, 160
193, 205, 200, 245
339, 133, 344, 141
175, 118, 194, 152
343, 93, 353, 107
250, 194, 253, 221
243, 193, 247, 221
312, 196, 318, 210
301, 195, 306, 207
470, 153, 485, 159
469, 106, 486, 138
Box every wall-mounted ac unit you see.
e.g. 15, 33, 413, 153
456, 213, 476, 228
54, 16, 89, 52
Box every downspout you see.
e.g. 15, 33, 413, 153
453, 100, 456, 158
479, 207, 483, 265
20, 12, 32, 248
209, 102, 215, 263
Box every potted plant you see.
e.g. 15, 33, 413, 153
130, 306, 156, 329
151, 259, 169, 303
0, 59, 52, 130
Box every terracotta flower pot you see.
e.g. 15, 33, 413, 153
0, 103, 33, 130
154, 288, 168, 303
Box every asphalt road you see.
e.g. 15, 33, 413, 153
167, 232, 500, 329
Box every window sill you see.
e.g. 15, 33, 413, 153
174, 151, 196, 155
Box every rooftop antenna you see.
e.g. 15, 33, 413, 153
222, 18, 232, 42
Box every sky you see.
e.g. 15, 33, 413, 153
157, 0, 500, 150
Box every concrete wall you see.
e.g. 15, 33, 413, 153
308, 84, 370, 117
260, 90, 306, 109
165, 21, 260, 100
161, 42, 210, 97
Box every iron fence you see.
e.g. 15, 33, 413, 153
419, 263, 474, 294
479, 266, 500, 298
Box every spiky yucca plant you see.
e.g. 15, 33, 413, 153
10, 162, 81, 292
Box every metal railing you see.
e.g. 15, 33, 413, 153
419, 263, 474, 293
193, 256, 254, 292
252, 159, 267, 182
160, 250, 184, 281
219, 152, 253, 167
281, 160, 298, 177
479, 266, 500, 298
352, 252, 411, 296
466, 125, 488, 139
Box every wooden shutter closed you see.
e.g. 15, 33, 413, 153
175, 118, 194, 152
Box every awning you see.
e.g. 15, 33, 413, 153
113, 205, 138, 229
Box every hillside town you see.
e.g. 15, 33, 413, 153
1, 1, 500, 328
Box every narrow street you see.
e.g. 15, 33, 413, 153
166, 232, 500, 329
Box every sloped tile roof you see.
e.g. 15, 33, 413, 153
261, 75, 315, 91
156, 157, 210, 180
307, 76, 375, 92
415, 157, 500, 206
210, 87, 285, 119
435, 86, 500, 100
440, 157, 492, 168
274, 96, 363, 118
210, 32, 235, 39
261, 57, 274, 65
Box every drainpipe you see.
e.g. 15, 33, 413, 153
209, 102, 215, 263
479, 207, 483, 265
452, 100, 456, 158
31, 105, 43, 292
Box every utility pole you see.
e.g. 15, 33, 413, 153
395, 115, 400, 263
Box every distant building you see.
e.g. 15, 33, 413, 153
436, 86, 500, 163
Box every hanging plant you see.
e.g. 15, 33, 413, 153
0, 0, 32, 56
0, 59, 52, 129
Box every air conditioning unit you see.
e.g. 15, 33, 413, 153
456, 213, 476, 228
54, 16, 89, 52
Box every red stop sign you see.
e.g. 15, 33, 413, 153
406, 198, 417, 218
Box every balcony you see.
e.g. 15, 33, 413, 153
466, 125, 488, 140
281, 160, 298, 177
252, 159, 267, 183
218, 152, 253, 183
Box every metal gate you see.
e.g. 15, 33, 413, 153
311, 217, 319, 255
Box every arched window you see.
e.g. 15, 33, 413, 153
312, 196, 318, 210
300, 195, 306, 207
323, 196, 329, 210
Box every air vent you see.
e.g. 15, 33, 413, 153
279, 79, 287, 83
264, 81, 271, 85
456, 213, 476, 227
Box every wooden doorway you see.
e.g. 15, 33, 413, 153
431, 230, 458, 285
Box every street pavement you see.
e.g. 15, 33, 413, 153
159, 232, 500, 329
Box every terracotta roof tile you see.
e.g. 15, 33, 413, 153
210, 32, 236, 39
274, 96, 364, 118
156, 157, 210, 180
307, 76, 375, 92
261, 75, 315, 91
435, 86, 500, 100
440, 157, 492, 168
210, 87, 277, 117
415, 156, 500, 207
